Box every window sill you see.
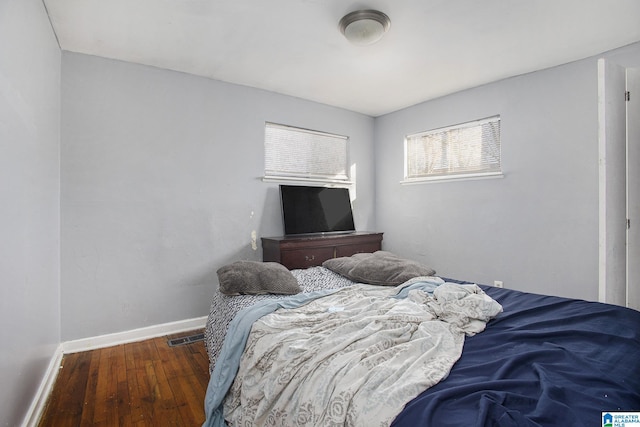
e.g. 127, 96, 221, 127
400, 172, 504, 185
262, 176, 353, 186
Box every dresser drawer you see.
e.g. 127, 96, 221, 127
280, 247, 335, 270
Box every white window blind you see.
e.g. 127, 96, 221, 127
264, 122, 349, 183
404, 116, 501, 182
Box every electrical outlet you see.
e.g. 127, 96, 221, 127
493, 280, 504, 288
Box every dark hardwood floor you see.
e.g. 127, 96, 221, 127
38, 330, 210, 426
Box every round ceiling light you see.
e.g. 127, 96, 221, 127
339, 10, 391, 46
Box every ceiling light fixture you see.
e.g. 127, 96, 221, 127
339, 9, 391, 46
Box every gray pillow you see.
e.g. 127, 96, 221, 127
323, 251, 436, 286
217, 261, 301, 295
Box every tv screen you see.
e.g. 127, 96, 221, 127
280, 185, 356, 236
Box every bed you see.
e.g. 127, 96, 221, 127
202, 252, 640, 427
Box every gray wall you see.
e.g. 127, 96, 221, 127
374, 43, 640, 301
60, 52, 375, 341
375, 59, 598, 300
0, 0, 61, 425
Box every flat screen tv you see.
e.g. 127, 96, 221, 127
280, 185, 356, 236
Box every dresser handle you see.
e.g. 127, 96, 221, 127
305, 255, 315, 261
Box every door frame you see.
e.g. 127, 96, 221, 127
626, 67, 640, 310
598, 58, 627, 307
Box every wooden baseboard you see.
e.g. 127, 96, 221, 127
22, 344, 64, 427
62, 315, 208, 354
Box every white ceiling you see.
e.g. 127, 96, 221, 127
44, 0, 640, 117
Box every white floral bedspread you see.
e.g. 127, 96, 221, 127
222, 282, 502, 427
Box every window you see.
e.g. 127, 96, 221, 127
403, 116, 501, 183
264, 122, 350, 184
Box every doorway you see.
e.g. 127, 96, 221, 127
598, 58, 640, 310
627, 68, 640, 310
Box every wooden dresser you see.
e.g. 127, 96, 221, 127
262, 232, 383, 270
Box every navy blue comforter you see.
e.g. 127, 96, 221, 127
392, 282, 640, 427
